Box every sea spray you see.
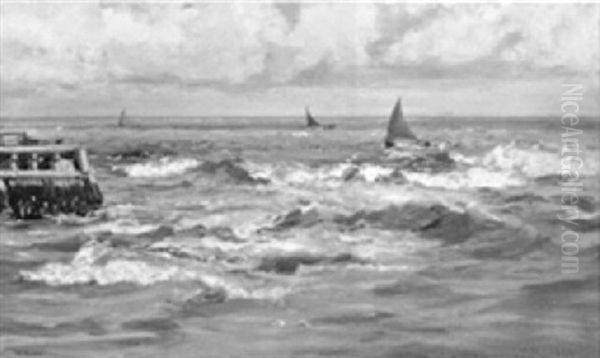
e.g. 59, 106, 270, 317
114, 157, 200, 178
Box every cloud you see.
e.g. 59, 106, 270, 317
0, 2, 598, 116
102, 3, 289, 85
266, 3, 379, 82
0, 2, 291, 90
380, 4, 599, 79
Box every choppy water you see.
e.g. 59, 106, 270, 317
1, 116, 599, 357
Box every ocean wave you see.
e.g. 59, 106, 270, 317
263, 207, 322, 231
247, 160, 527, 190
177, 284, 290, 312
399, 142, 588, 188
481, 142, 558, 178
114, 157, 199, 178
18, 240, 276, 302
334, 203, 499, 244
19, 241, 198, 286
112, 157, 267, 184
289, 131, 310, 137
83, 219, 161, 236
463, 224, 548, 259
246, 162, 343, 185
246, 162, 403, 185
197, 159, 269, 184
107, 143, 178, 161
400, 141, 596, 188
404, 167, 526, 189
256, 252, 364, 275
245, 155, 527, 189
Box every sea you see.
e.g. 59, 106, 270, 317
0, 116, 599, 357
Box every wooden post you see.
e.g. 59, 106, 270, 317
31, 153, 38, 170
51, 153, 60, 170
78, 148, 90, 173
10, 153, 18, 170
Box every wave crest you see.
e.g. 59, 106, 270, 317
114, 157, 199, 178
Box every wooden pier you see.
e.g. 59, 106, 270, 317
0, 133, 103, 219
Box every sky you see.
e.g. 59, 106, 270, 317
1, 1, 599, 117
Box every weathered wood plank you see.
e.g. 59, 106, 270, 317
0, 145, 80, 154
0, 170, 86, 179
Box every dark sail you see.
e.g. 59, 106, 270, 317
305, 106, 320, 127
384, 97, 417, 147
118, 108, 127, 127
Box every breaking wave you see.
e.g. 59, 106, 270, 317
334, 203, 496, 244
247, 162, 402, 185
247, 160, 523, 189
113, 157, 266, 184
197, 159, 269, 184
107, 143, 178, 161
19, 241, 200, 286
481, 142, 558, 178
83, 219, 161, 236
19, 240, 289, 302
109, 142, 573, 188
404, 167, 526, 189
114, 157, 199, 178
333, 202, 547, 259
401, 142, 585, 188
257, 252, 364, 275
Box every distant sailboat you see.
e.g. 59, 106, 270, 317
118, 108, 127, 127
384, 97, 417, 148
305, 106, 322, 128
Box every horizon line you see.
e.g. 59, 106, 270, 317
2, 114, 600, 119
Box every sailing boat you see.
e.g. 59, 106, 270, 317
118, 108, 127, 127
381, 97, 453, 171
341, 97, 455, 177
384, 97, 418, 148
305, 106, 320, 127
305, 106, 335, 129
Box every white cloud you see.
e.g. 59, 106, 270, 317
0, 4, 106, 86
268, 3, 379, 81
382, 4, 599, 74
0, 2, 598, 116
384, 5, 507, 65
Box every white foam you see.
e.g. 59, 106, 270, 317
481, 143, 558, 178
246, 162, 397, 186
21, 241, 290, 302
289, 131, 310, 137
195, 237, 248, 251
451, 152, 478, 165
83, 219, 160, 235
245, 141, 591, 190
344, 263, 415, 272
115, 157, 199, 178
23, 258, 191, 286
403, 142, 585, 189
22, 241, 209, 286
356, 165, 395, 182
405, 167, 526, 189
101, 204, 137, 219
195, 276, 290, 300
246, 162, 341, 185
